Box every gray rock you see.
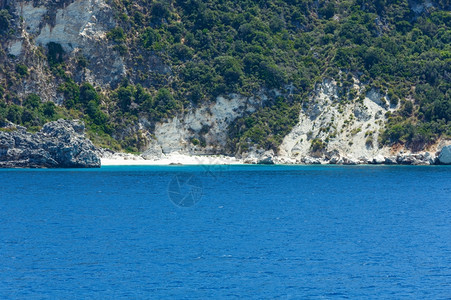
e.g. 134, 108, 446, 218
384, 156, 397, 165
412, 152, 435, 165
438, 145, 451, 165
141, 142, 163, 159
273, 156, 296, 165
241, 148, 264, 164
96, 147, 115, 159
372, 155, 385, 164
396, 154, 414, 165
423, 152, 435, 165
395, 152, 436, 165
358, 156, 370, 164
243, 157, 258, 164
353, 106, 371, 121
302, 156, 322, 164
258, 156, 274, 164
328, 155, 340, 164
341, 157, 360, 165
257, 150, 275, 165
0, 119, 100, 168
396, 153, 426, 165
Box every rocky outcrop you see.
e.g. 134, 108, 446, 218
438, 145, 451, 165
241, 150, 440, 166
0, 119, 100, 168
257, 150, 275, 164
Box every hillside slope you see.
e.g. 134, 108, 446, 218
0, 0, 450, 160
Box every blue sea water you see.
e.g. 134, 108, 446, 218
0, 165, 450, 299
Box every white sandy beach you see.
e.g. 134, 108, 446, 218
101, 152, 244, 166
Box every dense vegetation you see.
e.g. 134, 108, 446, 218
0, 1, 450, 153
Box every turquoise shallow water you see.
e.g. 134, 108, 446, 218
0, 165, 450, 298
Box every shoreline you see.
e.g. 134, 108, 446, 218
99, 163, 450, 167
100, 151, 450, 166
100, 153, 244, 166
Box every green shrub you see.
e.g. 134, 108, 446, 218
16, 64, 28, 76
107, 27, 126, 43
6, 105, 22, 124
113, 44, 128, 55
150, 1, 170, 22
47, 42, 64, 66
170, 43, 193, 62
153, 88, 179, 117
0, 9, 11, 33
59, 80, 80, 109
140, 28, 161, 49
310, 138, 326, 152
79, 83, 99, 105
76, 55, 89, 68
116, 85, 134, 112
23, 94, 41, 109
42, 102, 56, 118
214, 56, 243, 85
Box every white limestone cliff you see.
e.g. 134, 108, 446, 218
149, 93, 268, 154
279, 78, 396, 161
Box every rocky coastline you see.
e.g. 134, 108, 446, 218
98, 145, 451, 166
0, 119, 100, 168
243, 146, 451, 166
1, 119, 449, 168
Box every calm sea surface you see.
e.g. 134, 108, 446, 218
0, 165, 450, 299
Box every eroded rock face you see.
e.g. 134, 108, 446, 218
13, 0, 126, 87
150, 93, 269, 155
9, 0, 169, 96
279, 78, 395, 160
0, 119, 100, 168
